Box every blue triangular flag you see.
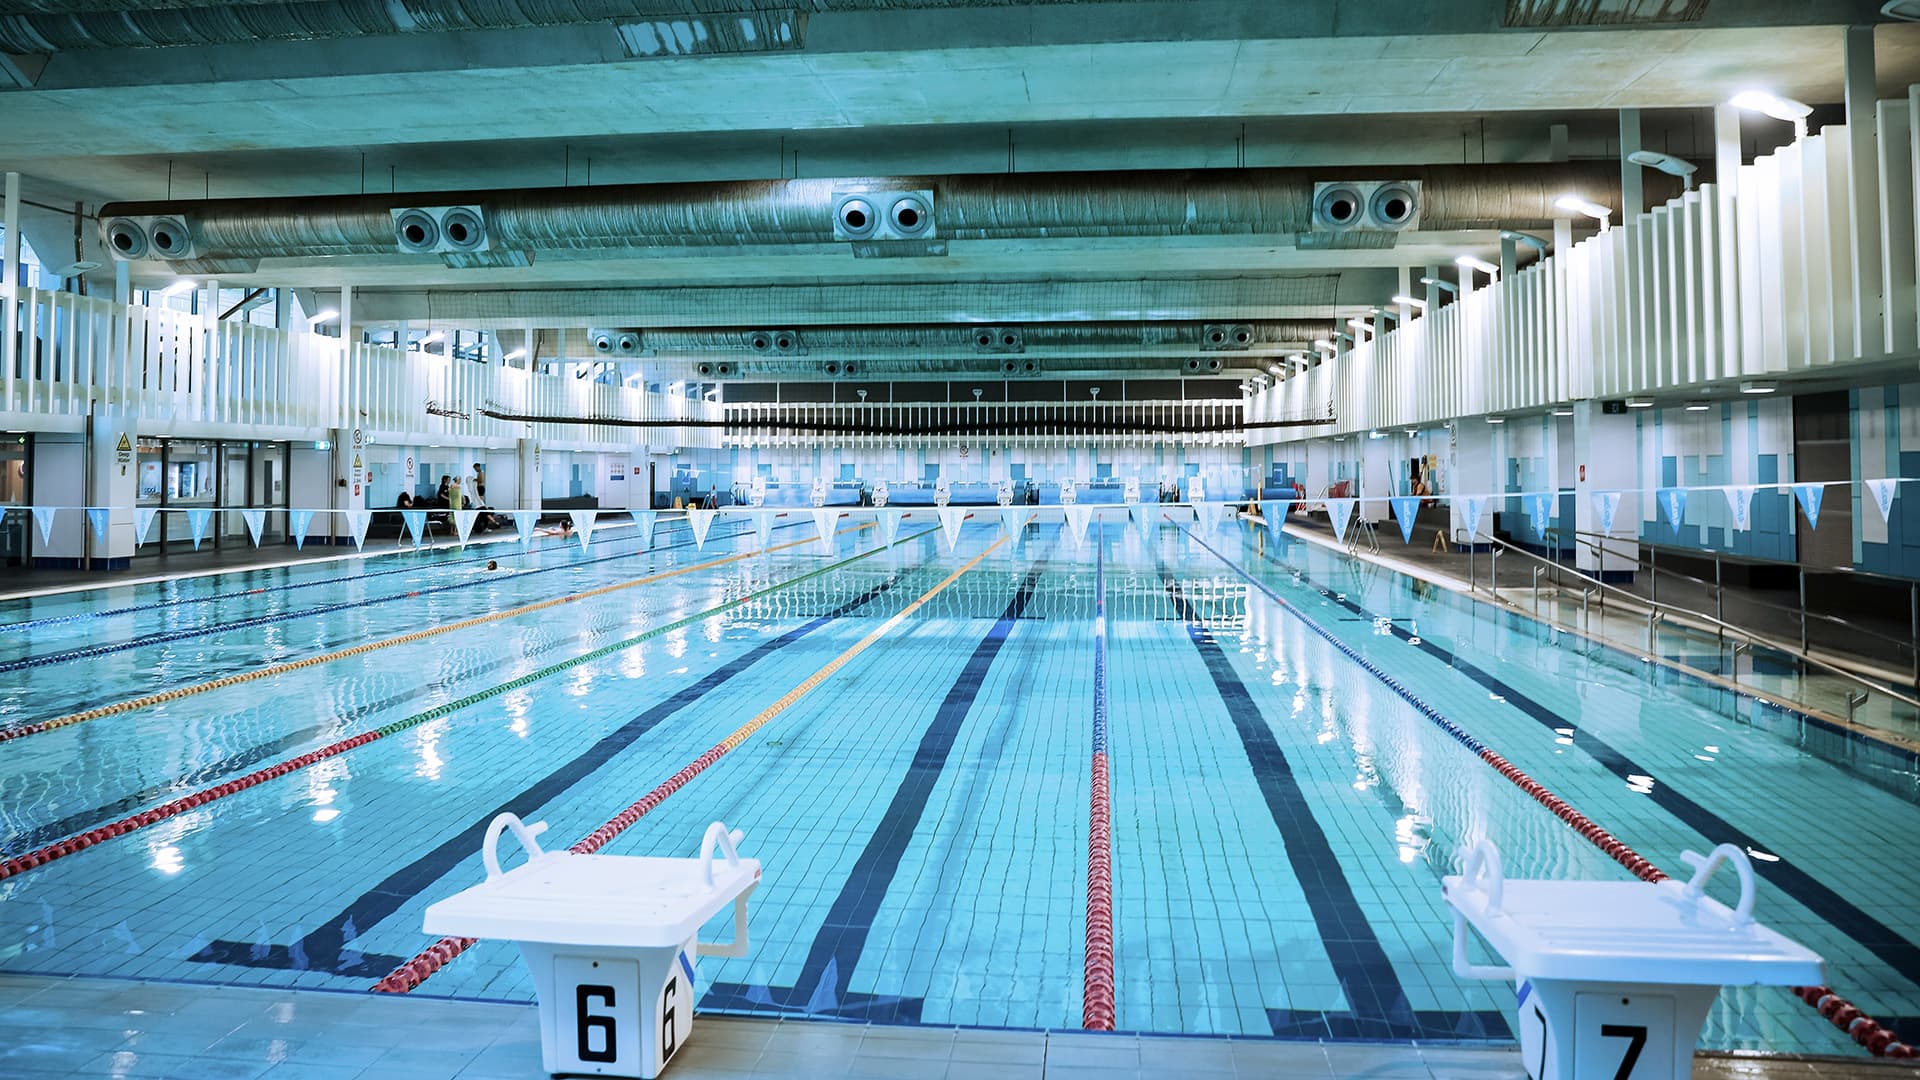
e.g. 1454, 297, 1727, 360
1660, 487, 1687, 535
31, 507, 55, 547
242, 509, 266, 547
1389, 496, 1420, 544
753, 510, 775, 550
87, 507, 110, 543
514, 510, 538, 548
939, 507, 965, 551
186, 508, 212, 550
1458, 496, 1486, 540
1793, 483, 1824, 529
879, 508, 905, 546
1868, 478, 1899, 523
135, 506, 158, 546
289, 509, 314, 549
1264, 499, 1292, 537
1723, 486, 1755, 532
1000, 506, 1031, 544
568, 510, 595, 551
1327, 497, 1355, 541
401, 509, 426, 546
633, 509, 658, 549
1527, 492, 1552, 527
1064, 506, 1092, 548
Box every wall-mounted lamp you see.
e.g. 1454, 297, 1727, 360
159, 280, 194, 298
1626, 150, 1699, 190
504, 348, 527, 361
1554, 194, 1612, 231
1499, 230, 1549, 251
1370, 306, 1400, 324
1312, 338, 1334, 351
307, 309, 339, 326
1346, 318, 1373, 337
1419, 275, 1459, 295
1390, 294, 1427, 309
1455, 254, 1499, 280
1729, 90, 1812, 138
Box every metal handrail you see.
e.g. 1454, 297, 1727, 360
1551, 526, 1920, 590
1465, 528, 1920, 712
1543, 526, 1917, 664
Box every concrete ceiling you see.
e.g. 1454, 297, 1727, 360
7, 0, 1918, 378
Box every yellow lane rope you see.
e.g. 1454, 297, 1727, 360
5, 522, 874, 743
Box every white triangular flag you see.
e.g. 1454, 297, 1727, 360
345, 509, 371, 550
1327, 497, 1355, 542
1193, 501, 1220, 534
687, 508, 716, 550
938, 507, 966, 552
513, 510, 538, 548
752, 510, 775, 550
401, 509, 426, 547
242, 509, 266, 547
31, 507, 56, 547
1593, 490, 1622, 534
454, 509, 479, 545
633, 509, 658, 549
1723, 486, 1755, 532
187, 508, 213, 550
999, 507, 1032, 544
288, 509, 312, 550
811, 508, 839, 555
1458, 495, 1486, 540
569, 510, 595, 551
1868, 478, 1900, 523
878, 508, 905, 546
135, 506, 158, 547
87, 507, 110, 543
1130, 503, 1156, 539
1065, 505, 1093, 548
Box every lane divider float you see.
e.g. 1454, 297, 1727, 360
1178, 521, 1916, 1060
1083, 518, 1116, 1031
0, 521, 838, 745
373, 530, 1009, 994
0, 524, 935, 885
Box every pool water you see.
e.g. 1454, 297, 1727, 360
1, 511, 1916, 1056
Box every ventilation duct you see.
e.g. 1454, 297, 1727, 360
97, 163, 1678, 264
582, 321, 1331, 356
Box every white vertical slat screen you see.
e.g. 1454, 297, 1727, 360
1249, 90, 1920, 447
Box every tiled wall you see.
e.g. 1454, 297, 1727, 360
1855, 383, 1920, 580
1633, 399, 1797, 562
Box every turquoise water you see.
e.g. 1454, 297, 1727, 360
1, 511, 1915, 1056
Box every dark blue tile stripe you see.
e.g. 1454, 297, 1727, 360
1236, 537, 1920, 998
704, 560, 1048, 1023
1161, 576, 1505, 1041
181, 570, 906, 977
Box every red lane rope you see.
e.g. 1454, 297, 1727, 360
1184, 522, 1916, 1060
1083, 518, 1116, 1030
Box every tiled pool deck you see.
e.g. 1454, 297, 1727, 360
3, 974, 1912, 1079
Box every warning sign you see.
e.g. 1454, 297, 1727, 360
115, 433, 133, 465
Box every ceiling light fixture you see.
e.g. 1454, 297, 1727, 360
1391, 294, 1427, 309
1684, 401, 1711, 411
1625, 397, 1654, 409
158, 280, 194, 298
1486, 415, 1506, 424
1627, 150, 1699, 190
420, 331, 444, 345
504, 348, 527, 361
307, 309, 339, 325
1739, 379, 1778, 394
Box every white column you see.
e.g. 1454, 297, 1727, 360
1713, 104, 1744, 377
88, 402, 137, 565
1499, 235, 1519, 280
338, 284, 354, 345
1713, 103, 1742, 200
273, 288, 291, 329
1619, 108, 1644, 226
114, 261, 130, 305
1844, 23, 1885, 356
1571, 401, 1639, 577
1397, 265, 1414, 325
3, 171, 19, 386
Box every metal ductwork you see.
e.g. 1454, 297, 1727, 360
96, 164, 1682, 264
565, 321, 1334, 359
634, 356, 1274, 381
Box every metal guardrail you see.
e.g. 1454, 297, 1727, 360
1462, 528, 1920, 723
1543, 526, 1919, 686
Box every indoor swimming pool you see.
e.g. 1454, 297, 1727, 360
1, 511, 1915, 1059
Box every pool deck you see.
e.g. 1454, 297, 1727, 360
2, 974, 1909, 1079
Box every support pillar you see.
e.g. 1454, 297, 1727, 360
338, 284, 354, 347
274, 288, 291, 330
518, 438, 542, 516
3, 171, 19, 384
1619, 108, 1645, 225
114, 261, 129, 305
86, 403, 136, 568
1572, 401, 1639, 579
332, 424, 366, 543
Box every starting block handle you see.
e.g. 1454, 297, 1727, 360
1450, 840, 1515, 981
1679, 844, 1756, 925
482, 813, 550, 881
699, 821, 745, 887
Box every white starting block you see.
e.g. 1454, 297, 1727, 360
425, 815, 761, 1079
1444, 841, 1822, 1080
